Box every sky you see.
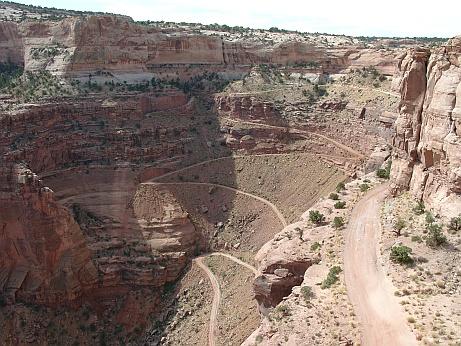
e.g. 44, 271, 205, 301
12, 0, 461, 38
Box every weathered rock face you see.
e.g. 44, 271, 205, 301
344, 48, 399, 75
0, 90, 215, 307
0, 15, 403, 78
0, 164, 97, 305
391, 37, 461, 217
133, 183, 201, 258
215, 94, 279, 123
0, 21, 23, 64
0, 91, 189, 173
253, 225, 319, 315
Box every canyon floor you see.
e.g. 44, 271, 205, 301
1, 4, 460, 345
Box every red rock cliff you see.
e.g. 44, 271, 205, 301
391, 36, 461, 217
0, 164, 97, 305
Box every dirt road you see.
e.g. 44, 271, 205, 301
344, 184, 417, 346
195, 256, 221, 346
142, 181, 288, 227
209, 252, 258, 275
195, 253, 258, 346
222, 117, 365, 159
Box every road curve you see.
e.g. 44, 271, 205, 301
142, 181, 288, 228
194, 256, 221, 346
344, 184, 417, 346
194, 253, 258, 346
222, 117, 364, 159
145, 152, 324, 184
209, 252, 258, 275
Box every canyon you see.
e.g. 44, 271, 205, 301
0, 2, 460, 346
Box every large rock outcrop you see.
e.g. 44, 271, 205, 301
391, 37, 461, 217
0, 164, 97, 305
253, 228, 319, 315
0, 21, 23, 64
0, 15, 403, 79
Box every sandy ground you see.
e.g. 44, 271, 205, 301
344, 184, 417, 345
156, 153, 345, 223
380, 193, 461, 345
205, 255, 260, 346
195, 256, 221, 346
158, 263, 212, 346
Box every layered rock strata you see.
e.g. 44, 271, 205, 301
391, 37, 461, 217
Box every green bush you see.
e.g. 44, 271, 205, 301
376, 161, 392, 179
390, 245, 413, 265
300, 286, 314, 303
426, 223, 447, 247
329, 193, 339, 200
335, 182, 346, 193
412, 201, 425, 215
321, 266, 342, 289
411, 235, 422, 243
332, 216, 345, 229
309, 210, 325, 224
395, 218, 406, 231
425, 212, 435, 225
376, 168, 389, 179
310, 242, 321, 251
359, 183, 370, 192
448, 215, 461, 232
272, 304, 291, 321
334, 201, 346, 209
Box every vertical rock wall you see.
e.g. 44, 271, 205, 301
391, 37, 461, 217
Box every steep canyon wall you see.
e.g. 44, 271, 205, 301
391, 37, 461, 217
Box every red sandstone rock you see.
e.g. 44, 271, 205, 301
0, 164, 97, 305
391, 37, 461, 217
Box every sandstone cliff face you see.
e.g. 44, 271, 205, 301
0, 91, 211, 307
0, 91, 189, 173
0, 15, 401, 78
0, 21, 23, 65
253, 229, 319, 315
0, 164, 97, 305
215, 94, 279, 123
391, 37, 461, 217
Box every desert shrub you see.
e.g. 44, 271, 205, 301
395, 218, 406, 231
329, 193, 339, 200
412, 201, 425, 215
411, 235, 422, 243
334, 201, 346, 209
309, 210, 325, 224
332, 216, 345, 229
376, 160, 392, 179
99, 331, 107, 346
300, 286, 314, 303
390, 245, 413, 265
376, 167, 390, 179
425, 212, 435, 225
310, 242, 321, 251
359, 183, 370, 192
426, 223, 447, 247
272, 304, 291, 321
335, 182, 346, 192
321, 266, 342, 289
448, 215, 461, 232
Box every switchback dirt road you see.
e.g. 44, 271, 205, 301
194, 253, 258, 346
142, 181, 288, 227
194, 256, 221, 346
344, 184, 417, 346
